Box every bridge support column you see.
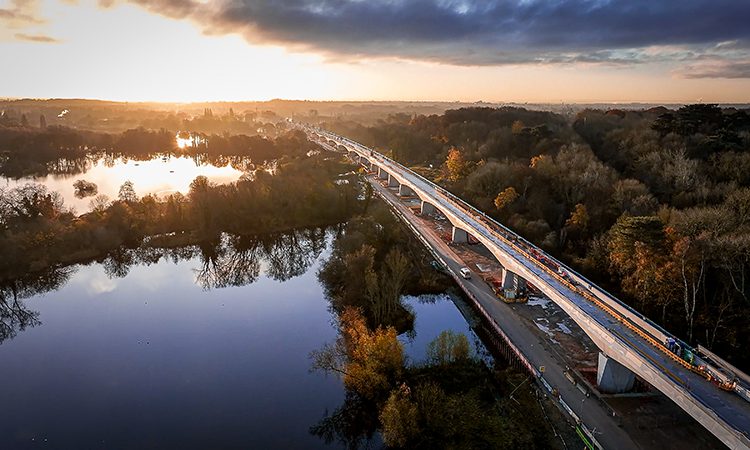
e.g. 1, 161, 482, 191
377, 166, 389, 179
597, 352, 636, 393
388, 174, 399, 187
399, 184, 415, 196
501, 268, 515, 289
452, 227, 468, 243
421, 201, 436, 215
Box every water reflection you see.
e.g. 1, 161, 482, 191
310, 393, 380, 449
0, 266, 75, 344
0, 228, 344, 450
0, 228, 329, 345
195, 229, 328, 289
2, 154, 247, 213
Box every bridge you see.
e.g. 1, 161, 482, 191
300, 123, 750, 450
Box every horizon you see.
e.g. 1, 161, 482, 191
3, 97, 750, 107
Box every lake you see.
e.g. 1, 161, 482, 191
0, 229, 475, 450
0, 154, 247, 213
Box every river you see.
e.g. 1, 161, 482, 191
0, 229, 476, 449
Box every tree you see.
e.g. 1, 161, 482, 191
425, 330, 471, 365
311, 307, 404, 401
73, 180, 98, 198
363, 181, 374, 214
20, 114, 28, 127
443, 147, 470, 183
511, 120, 525, 134
380, 384, 419, 447
494, 186, 518, 211
89, 194, 111, 214
39, 114, 47, 129
565, 203, 589, 232
607, 216, 681, 316
117, 180, 137, 203
673, 235, 706, 342
367, 249, 410, 324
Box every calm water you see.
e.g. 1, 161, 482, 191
1, 155, 246, 213
0, 231, 473, 450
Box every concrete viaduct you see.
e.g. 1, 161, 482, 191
304, 125, 750, 450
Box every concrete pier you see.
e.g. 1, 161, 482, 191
399, 184, 415, 196
421, 201, 436, 215
597, 352, 636, 393
452, 227, 469, 243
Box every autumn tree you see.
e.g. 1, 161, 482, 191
494, 186, 519, 211
311, 307, 404, 401
442, 147, 470, 183
607, 215, 681, 318
566, 203, 589, 231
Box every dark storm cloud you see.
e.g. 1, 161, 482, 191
118, 0, 750, 72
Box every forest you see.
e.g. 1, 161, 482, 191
322, 104, 750, 369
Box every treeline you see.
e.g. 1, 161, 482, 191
326, 107, 575, 164
0, 151, 360, 281
0, 102, 282, 135
325, 104, 750, 369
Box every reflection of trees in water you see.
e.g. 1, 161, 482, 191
263, 227, 327, 282
95, 228, 328, 288
0, 266, 75, 344
101, 245, 201, 279
195, 228, 328, 289
45, 156, 95, 177
0, 228, 328, 341
195, 236, 262, 290
310, 393, 380, 450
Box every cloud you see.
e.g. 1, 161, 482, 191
0, 0, 44, 28
14, 32, 60, 43
676, 59, 750, 79
109, 0, 750, 71
0, 0, 57, 43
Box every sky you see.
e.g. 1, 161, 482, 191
1, 0, 750, 103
